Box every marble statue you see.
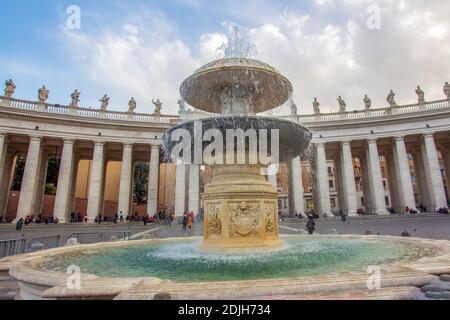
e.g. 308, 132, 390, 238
128, 97, 137, 113
290, 99, 298, 116
444, 82, 450, 100
337, 96, 346, 113
178, 98, 186, 112
99, 94, 110, 110
70, 90, 81, 107
4, 79, 16, 98
38, 85, 49, 102
415, 86, 425, 104
364, 95, 372, 110
313, 97, 320, 114
387, 89, 397, 107
152, 99, 162, 115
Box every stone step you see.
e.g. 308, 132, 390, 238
421, 279, 450, 292
424, 291, 450, 300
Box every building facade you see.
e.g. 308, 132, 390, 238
0, 89, 449, 223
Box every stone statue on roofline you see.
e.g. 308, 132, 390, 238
178, 98, 186, 112
337, 96, 346, 113
128, 97, 137, 113
387, 89, 397, 108
152, 98, 162, 115
38, 85, 49, 102
364, 95, 371, 110
99, 94, 110, 110
313, 97, 320, 114
4, 79, 16, 98
290, 98, 298, 116
415, 86, 425, 104
70, 90, 81, 108
444, 82, 450, 100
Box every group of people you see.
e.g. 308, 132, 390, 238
182, 211, 195, 231
15, 215, 59, 230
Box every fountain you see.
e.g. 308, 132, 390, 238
2, 27, 450, 301
162, 26, 312, 250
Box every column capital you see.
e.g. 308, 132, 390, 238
93, 140, 105, 146
367, 138, 378, 144
423, 132, 435, 139
122, 142, 134, 148
63, 138, 76, 145
341, 140, 352, 145
315, 142, 325, 148
29, 135, 43, 142
0, 132, 7, 139
394, 136, 405, 142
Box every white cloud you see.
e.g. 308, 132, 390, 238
57, 0, 450, 115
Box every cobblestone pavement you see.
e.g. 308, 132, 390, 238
1, 214, 449, 242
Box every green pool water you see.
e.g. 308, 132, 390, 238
42, 237, 437, 282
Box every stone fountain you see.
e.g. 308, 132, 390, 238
162, 28, 312, 250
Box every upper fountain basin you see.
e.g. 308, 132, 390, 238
180, 58, 293, 114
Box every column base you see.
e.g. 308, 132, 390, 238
376, 210, 390, 216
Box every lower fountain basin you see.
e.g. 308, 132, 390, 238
41, 236, 440, 282
3, 235, 450, 300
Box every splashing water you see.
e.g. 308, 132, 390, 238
216, 24, 258, 59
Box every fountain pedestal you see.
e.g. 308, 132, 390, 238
201, 164, 282, 250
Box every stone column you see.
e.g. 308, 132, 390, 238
442, 147, 450, 201
412, 150, 430, 208
340, 141, 358, 216
174, 163, 186, 217
86, 141, 105, 222
268, 174, 277, 189
53, 140, 75, 223
359, 152, 373, 213
422, 133, 447, 210
16, 136, 43, 220
67, 156, 80, 217
117, 143, 134, 217
33, 152, 49, 215
384, 150, 400, 213
289, 156, 305, 216
393, 137, 416, 210
147, 144, 160, 215
0, 151, 15, 220
315, 143, 331, 216
188, 164, 200, 215
366, 139, 388, 215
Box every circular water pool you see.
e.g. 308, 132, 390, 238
42, 237, 438, 282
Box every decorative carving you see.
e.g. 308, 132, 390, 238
4, 79, 16, 98
207, 203, 222, 236
228, 201, 260, 238
38, 85, 49, 102
264, 203, 276, 236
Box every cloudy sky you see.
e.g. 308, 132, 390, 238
1, 0, 449, 115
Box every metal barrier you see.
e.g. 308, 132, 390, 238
70, 232, 132, 244
27, 235, 61, 251
0, 238, 26, 258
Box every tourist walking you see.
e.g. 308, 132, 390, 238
306, 215, 316, 235
16, 218, 24, 231
182, 213, 188, 231
119, 212, 124, 223
187, 215, 193, 231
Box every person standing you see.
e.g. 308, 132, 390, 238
16, 218, 24, 231
306, 215, 316, 235
187, 215, 193, 232
182, 213, 188, 231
